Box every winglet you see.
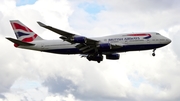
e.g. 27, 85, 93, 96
37, 21, 47, 27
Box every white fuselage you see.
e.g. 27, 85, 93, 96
18, 32, 171, 54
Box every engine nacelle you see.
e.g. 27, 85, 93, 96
71, 36, 86, 43
98, 43, 112, 50
106, 54, 120, 60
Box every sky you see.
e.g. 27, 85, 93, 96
0, 0, 180, 101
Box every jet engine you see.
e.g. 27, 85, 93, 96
71, 36, 86, 43
98, 43, 112, 50
106, 53, 120, 60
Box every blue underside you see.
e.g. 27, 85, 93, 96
43, 44, 167, 54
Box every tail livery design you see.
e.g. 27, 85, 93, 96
7, 20, 43, 47
10, 20, 43, 42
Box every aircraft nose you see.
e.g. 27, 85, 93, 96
166, 38, 171, 44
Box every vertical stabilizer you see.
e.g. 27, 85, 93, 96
10, 20, 43, 42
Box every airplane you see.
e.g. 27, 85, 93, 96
6, 20, 171, 63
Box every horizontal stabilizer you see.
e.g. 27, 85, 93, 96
6, 37, 35, 46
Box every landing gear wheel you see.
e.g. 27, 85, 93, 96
152, 49, 156, 57
87, 54, 103, 63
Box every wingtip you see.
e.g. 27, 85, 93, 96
37, 21, 46, 27
5, 37, 11, 40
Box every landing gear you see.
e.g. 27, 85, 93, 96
152, 49, 156, 56
87, 54, 103, 63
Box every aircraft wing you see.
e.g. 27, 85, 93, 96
37, 22, 98, 44
37, 21, 123, 53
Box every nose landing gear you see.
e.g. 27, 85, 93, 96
152, 49, 156, 56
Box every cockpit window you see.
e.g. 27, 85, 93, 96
156, 33, 160, 35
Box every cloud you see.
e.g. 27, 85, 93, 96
168, 25, 180, 60
0, 94, 6, 99
0, 0, 180, 101
44, 94, 80, 101
78, 1, 105, 15
72, 0, 180, 33
43, 76, 77, 94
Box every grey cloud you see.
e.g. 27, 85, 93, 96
22, 96, 28, 101
100, 0, 179, 12
170, 29, 180, 60
0, 94, 6, 99
0, 0, 180, 101
42, 75, 134, 101
0, 38, 22, 93
70, 0, 180, 34
69, 1, 178, 37
43, 76, 77, 94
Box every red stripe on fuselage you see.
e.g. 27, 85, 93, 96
11, 23, 33, 32
127, 34, 150, 36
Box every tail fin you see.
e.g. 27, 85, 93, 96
10, 20, 43, 42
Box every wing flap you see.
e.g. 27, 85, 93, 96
6, 37, 35, 46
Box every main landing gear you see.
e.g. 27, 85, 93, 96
87, 54, 103, 63
152, 49, 156, 56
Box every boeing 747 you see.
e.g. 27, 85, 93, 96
6, 20, 171, 63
